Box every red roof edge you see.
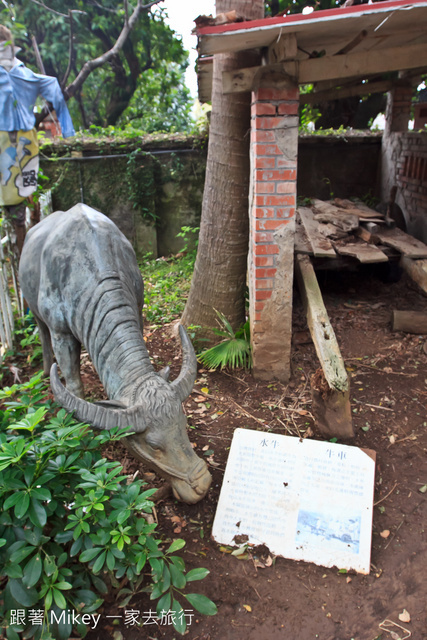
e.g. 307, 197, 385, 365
195, 0, 427, 36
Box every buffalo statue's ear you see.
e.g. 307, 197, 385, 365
159, 366, 170, 381
94, 399, 127, 410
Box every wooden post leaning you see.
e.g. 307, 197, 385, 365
295, 254, 354, 439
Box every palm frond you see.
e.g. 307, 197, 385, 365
198, 311, 251, 370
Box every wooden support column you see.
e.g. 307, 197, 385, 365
295, 254, 353, 440
248, 85, 299, 382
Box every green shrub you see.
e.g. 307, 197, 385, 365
0, 374, 216, 639
198, 311, 252, 370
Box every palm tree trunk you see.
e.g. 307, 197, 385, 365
181, 0, 264, 338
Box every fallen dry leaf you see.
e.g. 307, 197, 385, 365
170, 515, 187, 534
398, 609, 411, 623
194, 405, 208, 414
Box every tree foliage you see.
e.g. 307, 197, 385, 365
2, 0, 192, 131
265, 0, 343, 16
0, 370, 216, 639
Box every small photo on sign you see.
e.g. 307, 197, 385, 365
212, 428, 376, 574
296, 508, 362, 555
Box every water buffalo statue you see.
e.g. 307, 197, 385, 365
19, 203, 212, 504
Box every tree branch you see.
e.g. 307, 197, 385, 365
87, 0, 119, 13
29, 0, 86, 19
61, 10, 76, 89
31, 35, 46, 74
65, 0, 163, 100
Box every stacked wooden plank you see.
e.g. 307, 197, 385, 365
296, 198, 427, 264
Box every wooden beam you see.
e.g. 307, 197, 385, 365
223, 62, 297, 94
299, 43, 427, 84
400, 257, 427, 295
295, 254, 353, 440
268, 33, 297, 63
335, 29, 367, 56
223, 43, 427, 93
300, 79, 394, 105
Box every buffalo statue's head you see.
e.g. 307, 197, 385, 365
50, 326, 212, 504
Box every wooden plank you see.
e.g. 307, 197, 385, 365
355, 226, 374, 244
295, 254, 353, 440
301, 79, 394, 105
392, 310, 427, 334
335, 242, 389, 264
222, 44, 427, 93
400, 257, 427, 295
298, 207, 336, 258
333, 198, 384, 219
375, 227, 427, 259
312, 199, 359, 232
295, 212, 313, 254
298, 43, 427, 85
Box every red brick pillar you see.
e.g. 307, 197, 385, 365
248, 86, 299, 381
381, 79, 413, 210
385, 80, 413, 134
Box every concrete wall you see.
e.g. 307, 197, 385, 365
41, 139, 207, 260
40, 133, 382, 259
298, 134, 382, 201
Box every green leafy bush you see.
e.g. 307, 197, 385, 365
198, 311, 252, 370
12, 315, 43, 365
0, 374, 216, 639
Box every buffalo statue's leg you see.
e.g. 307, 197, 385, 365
50, 332, 84, 398
33, 312, 54, 377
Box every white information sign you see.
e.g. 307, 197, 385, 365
212, 428, 376, 574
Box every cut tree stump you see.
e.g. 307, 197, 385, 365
295, 254, 353, 439
392, 310, 427, 334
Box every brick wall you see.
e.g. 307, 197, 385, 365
396, 132, 427, 231
248, 86, 299, 381
382, 82, 427, 240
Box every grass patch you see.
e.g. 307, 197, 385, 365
140, 252, 195, 326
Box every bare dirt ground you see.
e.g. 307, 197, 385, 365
10, 267, 427, 640
84, 267, 427, 640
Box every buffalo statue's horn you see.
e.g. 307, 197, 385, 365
170, 325, 198, 402
50, 364, 142, 432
